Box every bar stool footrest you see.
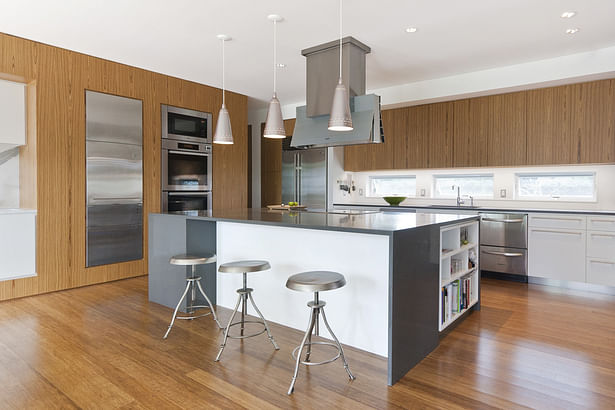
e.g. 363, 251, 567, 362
225, 320, 267, 339
291, 341, 341, 366
176, 304, 215, 320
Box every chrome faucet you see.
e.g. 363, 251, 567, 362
453, 185, 464, 207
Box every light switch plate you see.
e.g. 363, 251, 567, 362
500, 189, 507, 198
420, 189, 426, 197
358, 188, 363, 196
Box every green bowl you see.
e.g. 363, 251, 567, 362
382, 196, 407, 206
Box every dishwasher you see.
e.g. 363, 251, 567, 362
480, 213, 528, 281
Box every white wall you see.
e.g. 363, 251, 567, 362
332, 164, 615, 212
0, 146, 20, 208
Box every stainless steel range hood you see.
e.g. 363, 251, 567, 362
291, 37, 384, 148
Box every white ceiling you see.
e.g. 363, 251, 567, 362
2, 0, 615, 109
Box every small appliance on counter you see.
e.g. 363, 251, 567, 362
161, 104, 213, 213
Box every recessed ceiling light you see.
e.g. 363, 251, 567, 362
405, 27, 418, 33
276, 63, 287, 68
565, 28, 580, 34
561, 11, 576, 18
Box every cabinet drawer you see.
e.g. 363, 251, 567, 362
528, 227, 586, 282
587, 216, 615, 232
586, 259, 615, 287
587, 231, 615, 260
529, 214, 586, 230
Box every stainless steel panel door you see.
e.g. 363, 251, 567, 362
86, 141, 142, 206
480, 245, 527, 276
87, 204, 143, 267
281, 151, 297, 204
480, 213, 528, 248
86, 90, 143, 145
299, 148, 327, 209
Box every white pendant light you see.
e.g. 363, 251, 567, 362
213, 34, 233, 144
263, 14, 286, 139
328, 0, 353, 132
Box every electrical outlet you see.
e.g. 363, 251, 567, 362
500, 189, 507, 198
358, 188, 363, 196
420, 188, 426, 197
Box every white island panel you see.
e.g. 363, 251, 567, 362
216, 221, 390, 357
0, 209, 36, 280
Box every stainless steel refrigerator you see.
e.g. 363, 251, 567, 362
282, 148, 327, 209
86, 90, 143, 267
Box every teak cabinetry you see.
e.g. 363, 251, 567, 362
344, 78, 615, 171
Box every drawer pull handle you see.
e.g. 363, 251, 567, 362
532, 229, 583, 236
589, 260, 615, 266
482, 218, 524, 223
590, 233, 615, 238
533, 217, 583, 222
482, 251, 524, 257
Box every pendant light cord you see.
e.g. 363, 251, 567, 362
273, 19, 277, 95
222, 38, 226, 105
339, 0, 342, 80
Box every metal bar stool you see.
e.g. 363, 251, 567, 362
215, 260, 279, 361
285, 270, 355, 395
163, 253, 221, 339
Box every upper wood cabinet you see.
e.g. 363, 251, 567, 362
570, 79, 615, 164
343, 78, 615, 171
345, 107, 409, 171
526, 85, 574, 165
486, 92, 526, 167
453, 97, 489, 167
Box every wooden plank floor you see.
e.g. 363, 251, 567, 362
0, 277, 613, 409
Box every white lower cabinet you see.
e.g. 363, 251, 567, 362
528, 227, 586, 282
586, 259, 615, 287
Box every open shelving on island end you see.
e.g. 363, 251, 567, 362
439, 220, 480, 331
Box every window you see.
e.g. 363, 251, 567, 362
368, 176, 416, 197
434, 175, 494, 198
516, 173, 596, 201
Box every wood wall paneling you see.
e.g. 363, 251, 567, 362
427, 102, 454, 168
406, 105, 429, 169
0, 32, 248, 302
571, 79, 615, 164
260, 122, 283, 207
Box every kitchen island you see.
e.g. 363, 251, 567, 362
148, 208, 480, 385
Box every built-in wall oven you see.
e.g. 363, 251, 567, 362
480, 213, 528, 281
162, 104, 213, 213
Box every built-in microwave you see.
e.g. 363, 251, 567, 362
162, 104, 212, 144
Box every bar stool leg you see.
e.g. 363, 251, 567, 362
163, 280, 191, 339
247, 292, 280, 350
288, 308, 317, 395
215, 294, 242, 362
195, 280, 222, 328
240, 272, 247, 336
320, 308, 355, 380
305, 292, 319, 362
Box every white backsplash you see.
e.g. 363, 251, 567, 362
0, 146, 19, 208
332, 163, 615, 212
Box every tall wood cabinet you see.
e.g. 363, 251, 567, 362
487, 92, 526, 167
453, 97, 489, 167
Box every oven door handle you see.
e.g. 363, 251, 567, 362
482, 217, 525, 223
167, 192, 210, 196
168, 150, 209, 157
481, 250, 525, 257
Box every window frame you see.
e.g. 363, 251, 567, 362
432, 174, 495, 199
515, 172, 597, 202
367, 175, 417, 197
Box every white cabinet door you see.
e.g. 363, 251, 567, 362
0, 79, 26, 146
529, 214, 586, 230
528, 227, 586, 282
586, 259, 615, 287
587, 216, 615, 232
587, 231, 615, 260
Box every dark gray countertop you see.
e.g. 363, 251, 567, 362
159, 208, 479, 235
334, 203, 615, 216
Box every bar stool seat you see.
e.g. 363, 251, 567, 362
215, 260, 279, 361
285, 270, 355, 395
163, 253, 221, 339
